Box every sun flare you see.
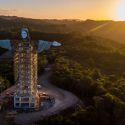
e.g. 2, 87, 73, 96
114, 0, 125, 21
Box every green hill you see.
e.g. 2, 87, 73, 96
1, 16, 125, 44
37, 34, 125, 125
87, 21, 125, 44
1, 17, 125, 125
49, 34, 125, 75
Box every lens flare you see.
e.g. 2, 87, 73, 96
114, 0, 125, 21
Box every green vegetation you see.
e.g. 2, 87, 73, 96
38, 53, 48, 74
0, 47, 12, 92
0, 76, 10, 93
36, 58, 125, 125
43, 35, 125, 75
1, 16, 125, 44
0, 59, 13, 93
0, 47, 7, 55
51, 57, 106, 99
36, 95, 125, 125
1, 17, 125, 125
36, 34, 125, 125
0, 62, 14, 84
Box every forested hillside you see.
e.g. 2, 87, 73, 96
1, 16, 125, 43
1, 16, 125, 125
36, 34, 125, 125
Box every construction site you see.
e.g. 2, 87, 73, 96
0, 28, 79, 125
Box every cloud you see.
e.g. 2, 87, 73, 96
0, 9, 16, 15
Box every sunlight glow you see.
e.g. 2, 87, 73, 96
114, 0, 125, 21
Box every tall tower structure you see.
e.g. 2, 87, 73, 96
13, 28, 38, 109
0, 27, 62, 110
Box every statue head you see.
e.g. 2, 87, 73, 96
21, 28, 30, 40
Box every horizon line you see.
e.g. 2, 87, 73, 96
0, 15, 125, 22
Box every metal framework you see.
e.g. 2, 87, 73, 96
13, 40, 39, 109
0, 27, 61, 111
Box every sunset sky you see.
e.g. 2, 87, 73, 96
0, 0, 125, 20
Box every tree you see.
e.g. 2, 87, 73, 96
0, 76, 10, 93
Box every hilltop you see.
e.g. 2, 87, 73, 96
0, 16, 125, 43
1, 20, 125, 125
42, 34, 125, 76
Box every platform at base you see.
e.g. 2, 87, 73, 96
14, 95, 39, 110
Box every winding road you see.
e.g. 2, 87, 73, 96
0, 51, 80, 125
15, 65, 80, 125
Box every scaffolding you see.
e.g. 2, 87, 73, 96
13, 40, 39, 109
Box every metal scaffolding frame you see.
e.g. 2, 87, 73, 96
13, 40, 39, 109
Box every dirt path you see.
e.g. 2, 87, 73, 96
14, 65, 80, 125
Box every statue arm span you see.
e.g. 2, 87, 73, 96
38, 40, 61, 53
0, 40, 12, 50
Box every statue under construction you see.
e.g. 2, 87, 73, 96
13, 28, 39, 109
0, 28, 61, 110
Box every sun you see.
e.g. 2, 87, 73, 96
114, 0, 125, 21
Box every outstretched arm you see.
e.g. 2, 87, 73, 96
0, 40, 12, 50
38, 40, 61, 53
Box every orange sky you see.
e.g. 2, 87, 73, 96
0, 0, 125, 20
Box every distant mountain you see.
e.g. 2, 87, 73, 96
0, 16, 125, 43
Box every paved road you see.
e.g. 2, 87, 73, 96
15, 65, 80, 125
